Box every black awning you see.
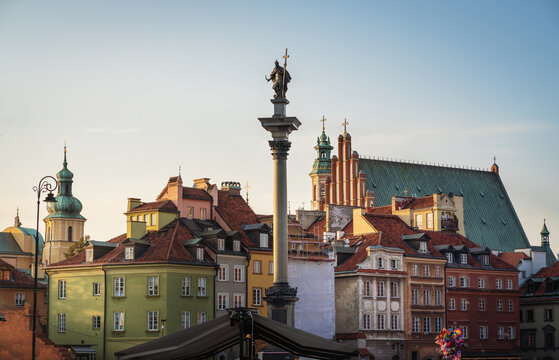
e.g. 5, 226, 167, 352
115, 312, 357, 360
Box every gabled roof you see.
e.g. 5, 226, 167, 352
360, 159, 530, 251
402, 196, 434, 209
0, 259, 46, 289
532, 261, 559, 279
498, 251, 531, 267
182, 187, 213, 201
126, 200, 178, 214
215, 190, 260, 247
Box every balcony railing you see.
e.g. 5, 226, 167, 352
441, 219, 459, 231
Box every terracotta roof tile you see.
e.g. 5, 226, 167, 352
305, 217, 326, 238
127, 200, 178, 213
532, 261, 559, 278
0, 259, 45, 289
182, 187, 213, 201
215, 190, 260, 246
403, 196, 434, 209
498, 251, 530, 267
368, 205, 392, 214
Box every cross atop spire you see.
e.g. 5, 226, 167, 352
179, 165, 181, 176
321, 116, 327, 132
342, 118, 349, 134
64, 140, 67, 165
493, 156, 497, 164
245, 181, 251, 205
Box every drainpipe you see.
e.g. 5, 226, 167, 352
102, 266, 107, 360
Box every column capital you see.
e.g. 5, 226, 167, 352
269, 140, 291, 160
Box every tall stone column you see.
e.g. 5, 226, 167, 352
259, 97, 300, 326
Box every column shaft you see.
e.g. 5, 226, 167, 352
273, 156, 288, 284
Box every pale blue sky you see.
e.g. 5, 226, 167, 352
1, 1, 557, 252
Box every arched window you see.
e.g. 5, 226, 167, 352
321, 152, 326, 159
68, 226, 73, 241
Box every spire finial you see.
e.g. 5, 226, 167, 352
321, 116, 326, 132
14, 207, 21, 227
342, 118, 349, 134
493, 155, 496, 164
245, 181, 251, 205
179, 165, 181, 176
63, 140, 68, 165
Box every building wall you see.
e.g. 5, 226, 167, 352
335, 276, 359, 333
0, 286, 46, 323
215, 253, 248, 317
520, 297, 559, 359
247, 250, 273, 317
288, 258, 335, 339
42, 218, 85, 266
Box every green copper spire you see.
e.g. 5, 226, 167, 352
310, 116, 333, 175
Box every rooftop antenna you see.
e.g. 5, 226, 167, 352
178, 165, 181, 176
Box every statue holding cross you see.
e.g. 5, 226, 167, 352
266, 49, 292, 98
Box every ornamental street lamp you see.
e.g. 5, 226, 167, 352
32, 176, 57, 360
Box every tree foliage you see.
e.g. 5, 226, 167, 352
64, 235, 90, 258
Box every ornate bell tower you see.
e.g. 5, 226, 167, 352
42, 146, 86, 265
310, 117, 333, 211
541, 219, 550, 247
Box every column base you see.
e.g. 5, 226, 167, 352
263, 282, 298, 326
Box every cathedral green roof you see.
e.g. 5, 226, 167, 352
359, 159, 531, 252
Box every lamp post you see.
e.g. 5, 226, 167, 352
32, 176, 57, 360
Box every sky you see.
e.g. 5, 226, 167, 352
0, 1, 558, 253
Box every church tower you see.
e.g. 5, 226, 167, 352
42, 146, 86, 265
310, 118, 333, 211
541, 219, 550, 247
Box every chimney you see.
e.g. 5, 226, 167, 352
221, 181, 242, 196
365, 190, 375, 212
127, 198, 142, 212
193, 178, 211, 190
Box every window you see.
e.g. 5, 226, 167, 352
496, 279, 503, 289
424, 290, 431, 305
0, 270, 10, 281
125, 247, 134, 260
253, 261, 262, 274
509, 326, 516, 339
391, 259, 398, 270
268, 261, 274, 275
412, 289, 419, 305
506, 279, 513, 290
377, 257, 384, 269
423, 317, 431, 333
423, 265, 430, 277
478, 277, 485, 288
412, 317, 420, 333
435, 317, 443, 333
68, 226, 73, 241
113, 311, 124, 331
198, 312, 207, 324
426, 213, 434, 229
377, 314, 386, 330
86, 248, 93, 263
526, 309, 534, 322
448, 276, 456, 287
377, 281, 385, 297
462, 326, 469, 339
459, 276, 469, 288
218, 293, 229, 310
92, 315, 101, 330
233, 240, 241, 252
460, 253, 468, 264
218, 265, 229, 281
415, 214, 423, 228
449, 298, 456, 311
186, 207, 193, 219
460, 298, 468, 311
253, 288, 262, 306
217, 238, 225, 251
15, 293, 25, 306
58, 313, 66, 332
363, 314, 371, 330
391, 314, 399, 330
479, 298, 486, 311
150, 213, 156, 226
411, 265, 418, 276
182, 311, 191, 329
93, 282, 101, 296
435, 266, 441, 277
391, 282, 399, 298
435, 290, 442, 306
200, 208, 206, 220
197, 277, 207, 296
260, 233, 269, 248
446, 253, 453, 263
363, 280, 372, 297
482, 255, 489, 265
147, 276, 159, 296
520, 310, 524, 322
419, 241, 428, 253
233, 294, 244, 308
196, 248, 204, 261
497, 326, 504, 339
234, 266, 244, 282
146, 311, 158, 331
507, 300, 513, 312
480, 325, 488, 339
182, 276, 191, 296
545, 308, 554, 321
545, 330, 555, 348
497, 299, 503, 312
58, 280, 66, 299
114, 277, 125, 297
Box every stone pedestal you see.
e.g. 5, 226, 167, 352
258, 97, 300, 326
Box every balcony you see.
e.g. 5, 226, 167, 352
441, 218, 459, 231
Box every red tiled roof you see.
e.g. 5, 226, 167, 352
127, 200, 178, 213
403, 196, 434, 209
182, 187, 213, 201
498, 251, 530, 267
342, 219, 353, 235
368, 205, 392, 214
305, 217, 326, 238
215, 190, 259, 246
335, 233, 382, 272
47, 220, 205, 268
0, 259, 45, 289
532, 261, 559, 278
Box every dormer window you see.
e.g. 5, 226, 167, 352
186, 207, 194, 219
377, 257, 384, 269
233, 240, 240, 252
482, 255, 490, 266
446, 253, 453, 263
86, 249, 93, 263
0, 270, 10, 281
460, 253, 468, 264
415, 214, 423, 229
217, 238, 225, 251
125, 247, 134, 260
260, 233, 269, 248
196, 248, 204, 261
200, 208, 207, 221
419, 241, 428, 254
391, 259, 398, 270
